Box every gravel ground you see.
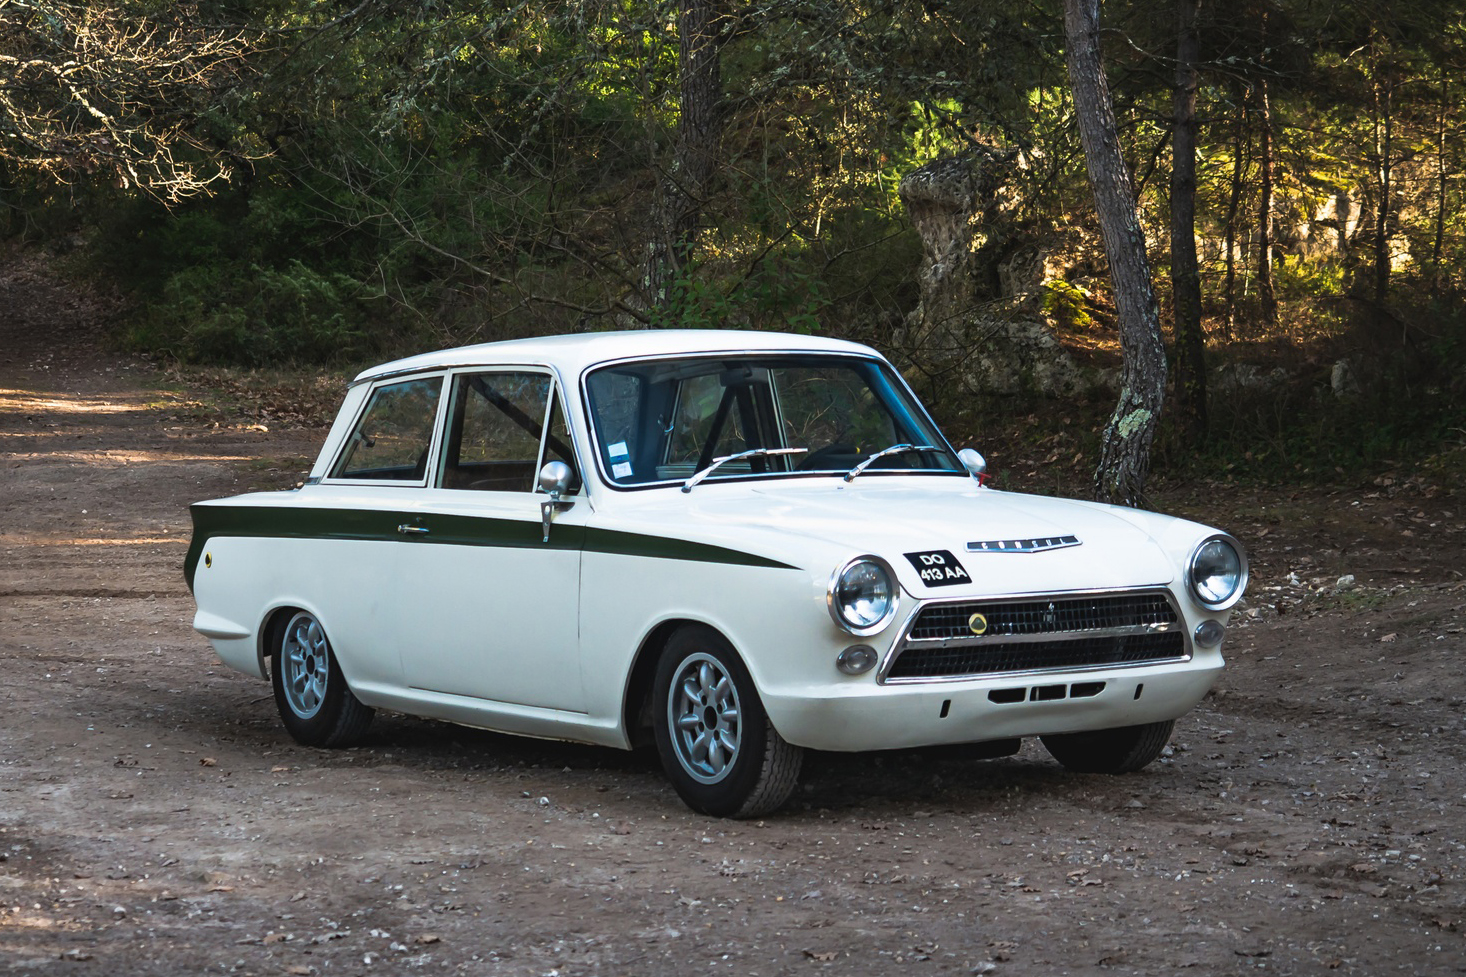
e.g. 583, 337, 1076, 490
3, 254, 1465, 976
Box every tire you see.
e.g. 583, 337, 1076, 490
1040, 720, 1174, 774
270, 610, 375, 747
652, 625, 803, 818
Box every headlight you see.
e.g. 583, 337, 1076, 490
828, 556, 899, 635
1187, 535, 1247, 609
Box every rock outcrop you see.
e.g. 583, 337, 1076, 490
898, 149, 1084, 397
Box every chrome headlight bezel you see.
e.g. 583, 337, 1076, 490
827, 555, 900, 636
1186, 534, 1248, 610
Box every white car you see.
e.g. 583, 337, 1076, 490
187, 330, 1247, 817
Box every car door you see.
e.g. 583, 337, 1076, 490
389, 368, 589, 713
309, 373, 449, 691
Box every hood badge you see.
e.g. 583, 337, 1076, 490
967, 535, 1080, 554
968, 612, 988, 635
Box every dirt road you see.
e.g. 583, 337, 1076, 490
3, 255, 1465, 975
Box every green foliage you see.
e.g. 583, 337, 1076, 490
91, 175, 403, 365
1041, 279, 1093, 330
1273, 254, 1345, 298
1169, 294, 1466, 482
648, 256, 832, 334
4, 0, 1466, 483
128, 259, 375, 366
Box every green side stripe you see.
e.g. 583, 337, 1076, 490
184, 503, 797, 591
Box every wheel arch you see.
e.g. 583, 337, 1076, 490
621, 617, 751, 749
257, 603, 310, 676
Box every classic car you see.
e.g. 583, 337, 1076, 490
186, 329, 1247, 817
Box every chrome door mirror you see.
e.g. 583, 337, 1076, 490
538, 460, 574, 498
958, 448, 987, 480
538, 461, 575, 542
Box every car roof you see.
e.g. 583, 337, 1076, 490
351, 330, 881, 385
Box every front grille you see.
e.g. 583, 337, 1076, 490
886, 631, 1186, 680
908, 593, 1177, 640
883, 590, 1188, 683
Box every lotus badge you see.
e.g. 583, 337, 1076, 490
968, 612, 988, 635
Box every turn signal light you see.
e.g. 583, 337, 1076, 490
836, 645, 878, 675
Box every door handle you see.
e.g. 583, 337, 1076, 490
396, 523, 430, 535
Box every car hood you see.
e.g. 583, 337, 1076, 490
613, 478, 1182, 597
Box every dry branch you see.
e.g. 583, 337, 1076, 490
0, 0, 256, 201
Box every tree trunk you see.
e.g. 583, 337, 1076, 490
1063, 0, 1167, 508
1432, 67, 1448, 292
1222, 93, 1248, 339
1256, 75, 1278, 327
641, 0, 724, 316
1169, 0, 1206, 446
1371, 40, 1394, 314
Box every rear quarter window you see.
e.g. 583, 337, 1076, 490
330, 376, 444, 481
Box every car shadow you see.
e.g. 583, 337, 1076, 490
148, 681, 1176, 817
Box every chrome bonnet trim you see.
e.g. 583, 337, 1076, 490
966, 535, 1081, 553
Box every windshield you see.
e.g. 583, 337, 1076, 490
583, 353, 962, 488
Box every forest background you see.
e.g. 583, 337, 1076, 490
2, 0, 1464, 498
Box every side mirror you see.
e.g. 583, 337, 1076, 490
538, 460, 574, 499
958, 448, 987, 480
538, 461, 575, 542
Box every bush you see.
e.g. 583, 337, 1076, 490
128, 259, 376, 366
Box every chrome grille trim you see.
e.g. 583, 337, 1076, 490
878, 587, 1190, 685
915, 622, 1180, 648
906, 591, 1178, 640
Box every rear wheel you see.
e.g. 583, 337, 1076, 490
270, 610, 374, 747
652, 625, 802, 818
1040, 720, 1174, 774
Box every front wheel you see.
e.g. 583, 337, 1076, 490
270, 610, 375, 747
1040, 720, 1174, 774
652, 625, 803, 818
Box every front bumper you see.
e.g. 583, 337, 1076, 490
762, 652, 1223, 753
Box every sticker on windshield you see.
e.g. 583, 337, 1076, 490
903, 550, 971, 587
609, 441, 630, 459
612, 461, 633, 479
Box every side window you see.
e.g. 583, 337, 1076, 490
439, 371, 580, 493
330, 377, 443, 482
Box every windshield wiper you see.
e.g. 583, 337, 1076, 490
843, 444, 938, 482
681, 447, 808, 493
